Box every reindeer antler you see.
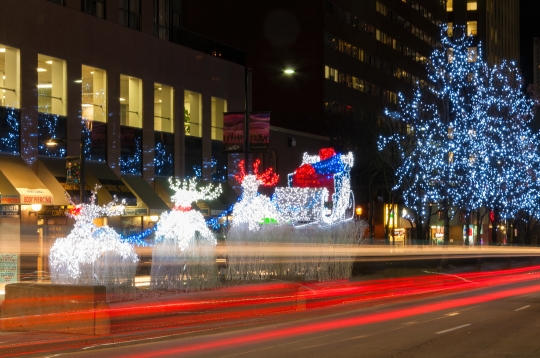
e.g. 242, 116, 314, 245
236, 159, 278, 186
235, 160, 247, 184
253, 159, 279, 186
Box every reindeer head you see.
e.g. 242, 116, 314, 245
65, 185, 125, 226
235, 159, 278, 198
169, 177, 222, 211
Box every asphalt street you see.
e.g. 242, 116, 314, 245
56, 274, 540, 358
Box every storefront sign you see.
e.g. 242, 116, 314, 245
17, 188, 53, 205
124, 207, 148, 216
1, 195, 20, 204
0, 254, 18, 283
393, 228, 405, 241
40, 206, 68, 217
0, 205, 19, 216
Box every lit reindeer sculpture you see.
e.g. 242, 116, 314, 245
225, 160, 280, 281
150, 177, 222, 291
231, 159, 280, 231
49, 187, 138, 301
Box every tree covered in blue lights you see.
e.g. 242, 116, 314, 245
381, 26, 540, 245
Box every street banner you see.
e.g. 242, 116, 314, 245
249, 112, 270, 152
223, 112, 245, 152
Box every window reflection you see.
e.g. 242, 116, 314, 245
154, 83, 173, 133
120, 74, 142, 128
82, 65, 107, 123
37, 54, 66, 116
184, 90, 202, 137
0, 44, 20, 109
211, 97, 227, 140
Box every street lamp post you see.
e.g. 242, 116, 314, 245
243, 67, 295, 174
46, 119, 91, 205
244, 66, 250, 173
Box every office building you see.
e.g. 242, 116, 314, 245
0, 0, 247, 278
180, 0, 447, 198
446, 0, 520, 65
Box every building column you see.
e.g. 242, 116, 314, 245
66, 60, 82, 157
174, 88, 185, 178
142, 78, 154, 183
19, 47, 38, 172
107, 69, 121, 176
201, 94, 212, 182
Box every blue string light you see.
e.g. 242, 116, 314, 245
120, 225, 157, 247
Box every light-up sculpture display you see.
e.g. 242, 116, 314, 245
150, 177, 222, 291
231, 159, 280, 231
273, 148, 355, 226
226, 149, 364, 282
49, 187, 138, 301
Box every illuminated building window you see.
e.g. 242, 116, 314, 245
467, 1, 478, 11
467, 21, 478, 36
38, 54, 66, 116
184, 90, 202, 137
324, 66, 339, 82
120, 74, 142, 128
82, 65, 107, 123
211, 97, 227, 141
467, 47, 478, 62
447, 22, 453, 37
38, 54, 67, 157
154, 83, 174, 133
447, 0, 453, 11
0, 44, 20, 109
0, 45, 20, 154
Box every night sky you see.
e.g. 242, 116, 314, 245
520, 0, 540, 86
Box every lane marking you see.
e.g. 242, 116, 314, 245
515, 305, 531, 311
436, 323, 471, 334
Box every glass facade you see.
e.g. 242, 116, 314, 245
184, 90, 202, 137
38, 54, 67, 157
82, 65, 107, 123
0, 44, 20, 155
87, 120, 107, 162
154, 0, 170, 40
185, 136, 202, 179
120, 74, 142, 128
0, 44, 20, 109
37, 54, 67, 116
120, 125, 142, 174
119, 0, 141, 31
82, 0, 105, 18
154, 131, 174, 177
38, 113, 66, 157
0, 106, 20, 155
211, 140, 227, 182
467, 21, 478, 36
120, 74, 142, 174
154, 83, 173, 133
211, 97, 227, 140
